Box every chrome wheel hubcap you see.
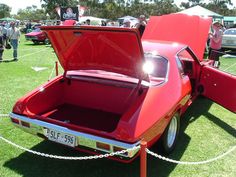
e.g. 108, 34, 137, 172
167, 116, 178, 148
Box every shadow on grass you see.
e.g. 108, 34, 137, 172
0, 59, 18, 63
205, 112, 236, 138
24, 43, 46, 46
24, 43, 51, 47
5, 97, 234, 177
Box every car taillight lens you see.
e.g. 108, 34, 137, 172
96, 142, 110, 151
21, 121, 30, 128
11, 118, 20, 124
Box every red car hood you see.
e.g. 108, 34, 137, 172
41, 26, 148, 81
25, 31, 42, 36
142, 14, 212, 60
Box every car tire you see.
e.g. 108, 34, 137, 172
160, 113, 180, 154
33, 40, 39, 45
44, 39, 50, 45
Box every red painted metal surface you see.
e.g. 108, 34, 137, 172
25, 31, 47, 42
140, 141, 147, 177
200, 65, 236, 113
143, 14, 212, 61
41, 25, 148, 81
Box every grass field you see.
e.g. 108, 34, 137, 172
0, 35, 236, 177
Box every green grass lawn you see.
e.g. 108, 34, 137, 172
0, 36, 235, 177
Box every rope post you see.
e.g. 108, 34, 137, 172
55, 61, 59, 76
140, 141, 147, 177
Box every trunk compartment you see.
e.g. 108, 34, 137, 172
22, 75, 144, 133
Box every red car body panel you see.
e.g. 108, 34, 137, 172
43, 26, 148, 81
10, 14, 236, 162
25, 30, 47, 43
200, 66, 236, 112
143, 14, 211, 60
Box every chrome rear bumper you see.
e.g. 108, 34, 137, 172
9, 113, 140, 158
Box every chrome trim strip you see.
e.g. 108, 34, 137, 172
9, 113, 140, 151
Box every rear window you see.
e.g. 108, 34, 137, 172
144, 53, 169, 86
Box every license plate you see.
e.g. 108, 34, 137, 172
46, 129, 76, 147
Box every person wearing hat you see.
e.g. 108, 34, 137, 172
208, 21, 223, 68
135, 15, 147, 37
7, 21, 21, 61
121, 19, 131, 28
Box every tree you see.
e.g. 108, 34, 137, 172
77, 0, 179, 19
180, 0, 204, 9
0, 3, 11, 18
206, 0, 233, 15
41, 0, 79, 19
15, 6, 47, 21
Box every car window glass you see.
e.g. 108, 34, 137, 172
144, 53, 168, 86
33, 28, 41, 32
177, 49, 195, 77
224, 29, 236, 35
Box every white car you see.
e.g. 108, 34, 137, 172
222, 28, 236, 50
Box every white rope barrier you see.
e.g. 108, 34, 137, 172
146, 145, 236, 165
4, 48, 49, 61
0, 114, 9, 117
223, 62, 236, 73
0, 132, 235, 164
48, 63, 56, 81
0, 135, 140, 160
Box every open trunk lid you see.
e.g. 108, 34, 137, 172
41, 26, 148, 81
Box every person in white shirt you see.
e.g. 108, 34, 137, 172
2, 21, 8, 46
7, 22, 21, 61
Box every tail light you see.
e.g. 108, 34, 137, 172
21, 121, 30, 128
113, 146, 128, 156
96, 142, 110, 151
11, 118, 20, 124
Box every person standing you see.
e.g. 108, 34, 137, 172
85, 19, 91, 25
2, 21, 8, 47
7, 22, 21, 61
135, 15, 147, 37
0, 25, 4, 61
208, 21, 223, 68
121, 19, 131, 28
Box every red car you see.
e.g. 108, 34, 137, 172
25, 28, 49, 44
10, 14, 236, 162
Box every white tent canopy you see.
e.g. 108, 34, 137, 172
118, 16, 138, 26
79, 16, 107, 25
177, 5, 223, 19
118, 16, 138, 21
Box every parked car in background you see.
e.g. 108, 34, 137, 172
25, 27, 49, 44
10, 14, 236, 163
221, 28, 236, 51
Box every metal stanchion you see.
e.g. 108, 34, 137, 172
140, 141, 147, 177
55, 61, 59, 76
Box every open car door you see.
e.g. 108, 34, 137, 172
199, 66, 236, 113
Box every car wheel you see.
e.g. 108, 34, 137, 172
33, 40, 39, 45
161, 113, 180, 154
44, 39, 50, 45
